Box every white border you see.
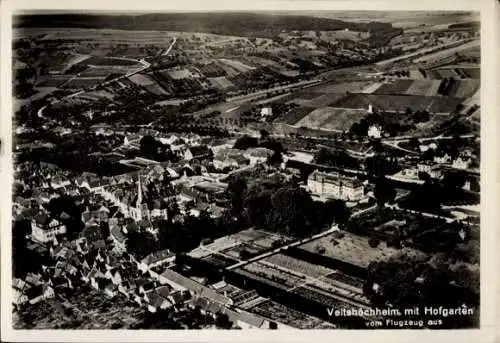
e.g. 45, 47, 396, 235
1, 0, 499, 342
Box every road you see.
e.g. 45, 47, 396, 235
161, 37, 177, 56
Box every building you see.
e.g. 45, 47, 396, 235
307, 170, 364, 202
31, 213, 67, 243
434, 153, 451, 164
417, 162, 443, 179
452, 156, 471, 170
103, 177, 168, 222
260, 107, 273, 117
213, 154, 249, 170
243, 148, 274, 165
367, 125, 382, 139
184, 145, 212, 161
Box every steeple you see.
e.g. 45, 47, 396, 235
136, 176, 143, 208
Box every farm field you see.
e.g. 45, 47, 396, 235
167, 68, 202, 80
413, 40, 480, 63
128, 73, 158, 86
275, 106, 315, 125
331, 93, 465, 113
62, 77, 107, 89
404, 80, 442, 96
453, 79, 480, 98
208, 76, 234, 90
299, 232, 402, 268
263, 253, 334, 279
36, 75, 75, 88
291, 93, 349, 108
306, 81, 374, 94
128, 74, 169, 95
218, 58, 256, 73
74, 90, 115, 101
84, 56, 140, 66
293, 107, 367, 131
373, 79, 414, 95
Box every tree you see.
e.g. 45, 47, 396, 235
227, 177, 248, 214
233, 135, 258, 150
368, 237, 380, 248
140, 135, 159, 157
269, 186, 315, 237
374, 177, 396, 206
126, 229, 159, 259
259, 129, 269, 139
442, 171, 466, 190
325, 199, 351, 224
215, 312, 233, 329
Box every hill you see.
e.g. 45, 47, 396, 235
14, 12, 400, 43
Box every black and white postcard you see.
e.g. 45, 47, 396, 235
1, 0, 499, 342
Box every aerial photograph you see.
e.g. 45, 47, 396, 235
11, 10, 480, 330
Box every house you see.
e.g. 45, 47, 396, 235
184, 145, 212, 161
25, 284, 55, 304
139, 281, 157, 295
434, 153, 451, 164
307, 170, 364, 202
13, 286, 30, 306
367, 125, 382, 139
104, 282, 117, 298
31, 213, 67, 243
110, 224, 127, 251
213, 154, 249, 170
25, 272, 43, 287
105, 268, 123, 285
168, 290, 192, 306
146, 293, 172, 313
417, 162, 443, 179
452, 156, 471, 170
50, 175, 71, 189
140, 250, 175, 271
81, 209, 109, 224
419, 142, 438, 153
260, 107, 273, 117
244, 148, 274, 165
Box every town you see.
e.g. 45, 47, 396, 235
11, 11, 480, 329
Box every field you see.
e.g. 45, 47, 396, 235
218, 59, 256, 73
208, 76, 234, 90
293, 107, 367, 131
263, 253, 334, 279
299, 232, 403, 268
275, 106, 314, 125
413, 40, 480, 64
127, 73, 168, 95
62, 77, 106, 89
331, 93, 465, 113
167, 68, 202, 80
373, 79, 415, 95
306, 81, 374, 94
404, 80, 442, 96
36, 75, 74, 88
291, 93, 349, 108
84, 56, 140, 66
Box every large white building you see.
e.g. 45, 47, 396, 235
307, 170, 364, 202
31, 214, 67, 243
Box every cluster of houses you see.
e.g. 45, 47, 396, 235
13, 229, 283, 329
